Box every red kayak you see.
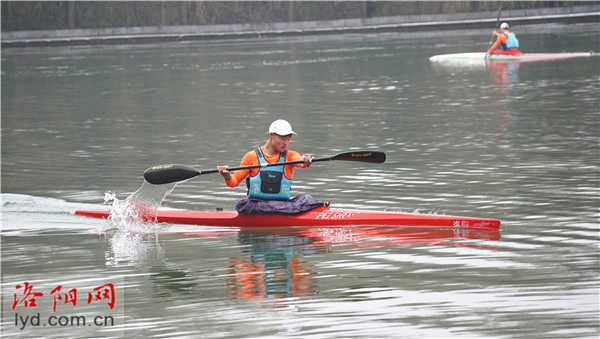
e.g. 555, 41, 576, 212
76, 206, 500, 230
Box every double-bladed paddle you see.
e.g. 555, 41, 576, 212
485, 6, 502, 59
144, 150, 386, 185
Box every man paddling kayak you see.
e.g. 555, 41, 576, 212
486, 22, 520, 56
217, 119, 320, 213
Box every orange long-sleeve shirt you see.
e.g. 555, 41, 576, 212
224, 147, 304, 188
487, 31, 517, 54
487, 33, 508, 54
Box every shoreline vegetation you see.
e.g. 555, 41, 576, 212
1, 1, 598, 48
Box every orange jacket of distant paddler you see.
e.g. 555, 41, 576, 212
487, 23, 520, 55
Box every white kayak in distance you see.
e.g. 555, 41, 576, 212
429, 52, 596, 63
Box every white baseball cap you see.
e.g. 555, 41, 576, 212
500, 22, 509, 29
269, 119, 296, 136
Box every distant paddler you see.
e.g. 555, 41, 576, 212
486, 23, 521, 57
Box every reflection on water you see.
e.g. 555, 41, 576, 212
105, 232, 158, 266
223, 226, 499, 300
226, 251, 318, 299
101, 223, 501, 303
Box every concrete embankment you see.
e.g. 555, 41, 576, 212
2, 5, 598, 48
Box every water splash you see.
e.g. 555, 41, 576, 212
104, 181, 177, 230
98, 181, 177, 267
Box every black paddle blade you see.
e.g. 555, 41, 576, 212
331, 151, 386, 163
143, 164, 201, 185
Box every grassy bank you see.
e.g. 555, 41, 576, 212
2, 1, 594, 32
